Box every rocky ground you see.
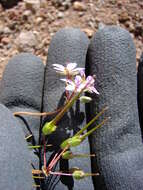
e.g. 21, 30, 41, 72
0, 0, 142, 79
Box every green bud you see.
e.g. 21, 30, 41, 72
42, 121, 57, 135
62, 151, 74, 159
60, 136, 82, 149
72, 170, 85, 180
60, 139, 69, 149
79, 96, 92, 103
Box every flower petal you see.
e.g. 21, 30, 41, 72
66, 63, 77, 70
73, 68, 85, 72
75, 75, 82, 86
89, 86, 99, 94
55, 71, 66, 75
86, 76, 94, 83
60, 78, 68, 82
53, 64, 65, 71
80, 70, 86, 78
72, 68, 85, 75
53, 68, 64, 72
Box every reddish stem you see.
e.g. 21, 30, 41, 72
47, 152, 59, 172
43, 137, 46, 168
49, 171, 72, 176
48, 145, 69, 171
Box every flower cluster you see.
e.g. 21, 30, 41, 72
61, 71, 99, 94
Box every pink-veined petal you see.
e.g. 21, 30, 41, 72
86, 76, 94, 83
80, 70, 86, 78
75, 75, 82, 86
89, 86, 99, 94
66, 63, 77, 71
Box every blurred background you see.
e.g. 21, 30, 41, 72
0, 0, 142, 79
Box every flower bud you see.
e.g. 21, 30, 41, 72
79, 96, 92, 103
60, 136, 82, 149
42, 121, 57, 135
62, 151, 74, 159
72, 170, 85, 180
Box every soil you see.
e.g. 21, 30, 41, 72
0, 0, 142, 79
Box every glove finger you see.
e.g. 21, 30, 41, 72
0, 103, 33, 190
42, 28, 95, 190
86, 26, 143, 190
0, 53, 44, 143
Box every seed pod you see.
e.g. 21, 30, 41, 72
72, 170, 85, 180
62, 151, 74, 159
60, 136, 82, 149
79, 96, 92, 103
42, 121, 57, 135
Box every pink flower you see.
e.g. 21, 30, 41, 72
61, 71, 99, 94
53, 63, 84, 76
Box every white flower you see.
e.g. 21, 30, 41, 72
53, 63, 84, 76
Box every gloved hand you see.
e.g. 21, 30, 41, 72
0, 26, 143, 190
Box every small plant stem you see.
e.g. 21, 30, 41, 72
13, 107, 63, 117
32, 170, 43, 175
75, 106, 108, 136
85, 173, 99, 177
49, 171, 99, 178
43, 138, 47, 168
49, 171, 72, 176
28, 145, 52, 149
73, 153, 95, 158
25, 134, 33, 140
48, 145, 69, 171
51, 92, 82, 125
32, 184, 40, 188
47, 153, 59, 171
32, 176, 45, 179
81, 117, 110, 140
